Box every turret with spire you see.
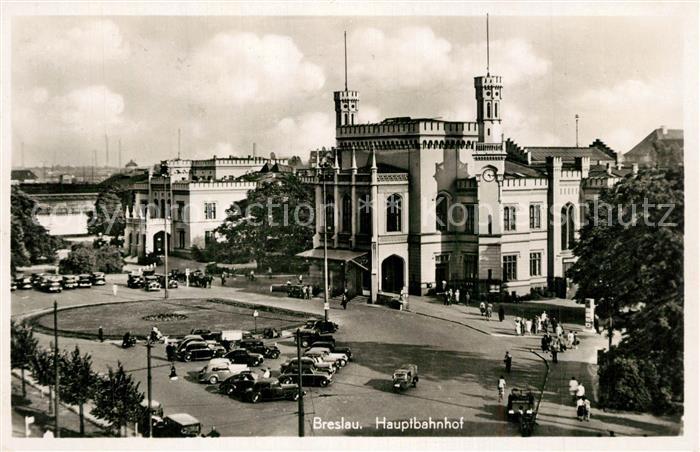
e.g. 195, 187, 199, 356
474, 14, 504, 145
334, 30, 360, 128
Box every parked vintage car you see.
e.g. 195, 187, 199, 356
392, 364, 419, 392
153, 413, 201, 438
237, 338, 281, 359
304, 319, 339, 334
204, 340, 227, 358
91, 271, 106, 286
280, 367, 333, 387
220, 370, 259, 396
137, 399, 164, 435
305, 347, 348, 367
156, 274, 179, 289
240, 378, 302, 403
506, 388, 536, 422
177, 341, 215, 362
77, 274, 93, 288
280, 356, 335, 375
144, 275, 161, 291
190, 329, 222, 341
31, 273, 48, 288
296, 329, 335, 348
11, 278, 17, 291
15, 274, 32, 290
223, 349, 264, 367
307, 341, 353, 361
127, 272, 145, 289
198, 359, 249, 385
40, 276, 63, 293
62, 275, 78, 290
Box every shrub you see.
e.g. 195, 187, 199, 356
598, 352, 655, 412
59, 244, 124, 274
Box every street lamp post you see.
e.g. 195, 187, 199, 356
53, 300, 59, 438
146, 341, 153, 438
321, 165, 330, 323
253, 310, 259, 334
164, 176, 172, 300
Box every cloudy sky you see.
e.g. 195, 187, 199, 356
11, 15, 685, 167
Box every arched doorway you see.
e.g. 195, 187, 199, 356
153, 231, 171, 255
381, 255, 405, 294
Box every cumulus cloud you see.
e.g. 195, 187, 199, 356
187, 32, 325, 106
24, 19, 130, 67
265, 112, 335, 158
349, 27, 550, 90
56, 85, 126, 132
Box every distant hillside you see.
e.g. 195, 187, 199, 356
624, 127, 683, 168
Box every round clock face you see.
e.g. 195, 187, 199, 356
482, 168, 496, 182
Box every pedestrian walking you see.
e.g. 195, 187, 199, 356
486, 302, 493, 319
207, 426, 220, 437
568, 377, 579, 402
465, 291, 471, 306
267, 267, 273, 279
535, 316, 542, 334
576, 383, 585, 400
454, 289, 460, 306
447, 288, 453, 306
112, 284, 118, 297
541, 332, 550, 352
444, 291, 450, 306
298, 274, 303, 284
220, 272, 227, 287
556, 323, 563, 338
525, 318, 533, 335
576, 397, 586, 421
498, 305, 505, 322
573, 331, 580, 349
166, 342, 176, 361
551, 340, 559, 363
498, 376, 506, 403
514, 317, 521, 336
504, 352, 512, 373
584, 396, 591, 421
341, 292, 348, 310
98, 326, 104, 342
479, 301, 486, 316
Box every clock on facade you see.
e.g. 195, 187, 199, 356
482, 168, 496, 182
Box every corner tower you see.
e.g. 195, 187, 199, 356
334, 31, 359, 127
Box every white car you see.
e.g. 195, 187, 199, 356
198, 358, 249, 385
304, 347, 348, 368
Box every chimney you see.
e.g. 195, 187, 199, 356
661, 125, 668, 135
606, 162, 613, 175
632, 163, 639, 176
616, 161, 623, 171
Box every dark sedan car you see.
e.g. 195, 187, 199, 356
295, 329, 335, 348
127, 273, 144, 289
279, 368, 333, 387
77, 274, 93, 288
176, 341, 215, 362
224, 349, 264, 367
91, 272, 106, 286
238, 339, 280, 359
241, 379, 302, 403
220, 370, 258, 396
304, 319, 339, 334
15, 275, 32, 290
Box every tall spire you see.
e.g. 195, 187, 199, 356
344, 30, 348, 91
575, 114, 580, 147
486, 13, 490, 76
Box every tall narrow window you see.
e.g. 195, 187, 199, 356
504, 206, 516, 231
503, 255, 518, 281
160, 199, 166, 219
464, 254, 478, 279
341, 194, 352, 232
205, 202, 217, 220
436, 194, 448, 231
494, 102, 498, 118
529, 204, 541, 229
359, 193, 372, 234
488, 214, 493, 235
561, 204, 576, 250
386, 194, 402, 232
486, 102, 491, 118
464, 204, 476, 234
530, 252, 542, 276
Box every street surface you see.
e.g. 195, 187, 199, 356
11, 274, 681, 437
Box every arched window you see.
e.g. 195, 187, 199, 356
160, 199, 166, 219
561, 204, 576, 250
488, 214, 493, 235
436, 194, 449, 231
341, 194, 352, 232
324, 193, 335, 232
344, 113, 348, 125
386, 194, 402, 232
486, 102, 491, 118
358, 193, 372, 234
494, 102, 498, 118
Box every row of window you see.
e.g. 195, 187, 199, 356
502, 252, 543, 282
325, 193, 400, 234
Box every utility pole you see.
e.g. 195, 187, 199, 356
53, 300, 60, 437
164, 175, 170, 300
296, 329, 304, 437
344, 30, 348, 91
322, 166, 330, 322
486, 13, 490, 75
177, 128, 181, 160
575, 114, 580, 147
146, 341, 153, 438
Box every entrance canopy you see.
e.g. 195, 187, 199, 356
297, 248, 369, 270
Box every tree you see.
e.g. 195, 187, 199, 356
569, 169, 683, 413
59, 243, 124, 274
29, 348, 65, 411
11, 187, 62, 271
87, 188, 126, 238
11, 321, 39, 399
60, 346, 98, 435
91, 362, 144, 436
215, 174, 314, 270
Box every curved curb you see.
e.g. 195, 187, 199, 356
20, 297, 321, 341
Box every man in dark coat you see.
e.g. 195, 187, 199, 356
498, 305, 505, 322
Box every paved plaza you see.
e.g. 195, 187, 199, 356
11, 273, 681, 437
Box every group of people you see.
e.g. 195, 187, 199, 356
438, 280, 471, 306
569, 377, 591, 421
478, 301, 506, 322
